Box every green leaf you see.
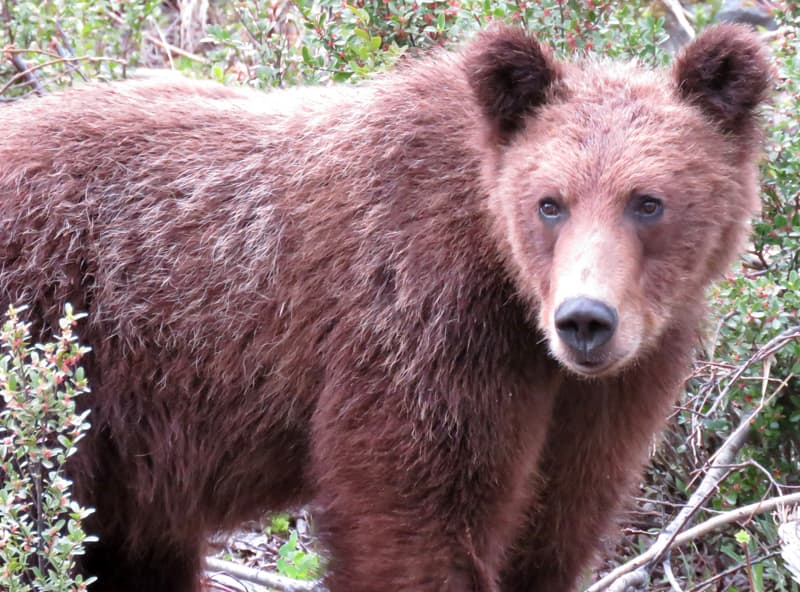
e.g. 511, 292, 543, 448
347, 5, 370, 25
753, 561, 763, 592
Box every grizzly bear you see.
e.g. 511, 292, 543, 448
0, 24, 769, 592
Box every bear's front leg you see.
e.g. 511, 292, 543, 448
81, 535, 204, 592
310, 374, 555, 592
500, 369, 683, 591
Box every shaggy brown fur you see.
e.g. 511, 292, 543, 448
0, 25, 769, 592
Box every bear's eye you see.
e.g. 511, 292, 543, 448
632, 195, 664, 220
538, 198, 563, 221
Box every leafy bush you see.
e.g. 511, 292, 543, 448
159, 0, 673, 84
2, 0, 672, 93
0, 305, 95, 591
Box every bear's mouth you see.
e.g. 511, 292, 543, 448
563, 351, 629, 378
570, 358, 611, 377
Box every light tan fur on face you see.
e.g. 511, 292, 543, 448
545, 216, 648, 375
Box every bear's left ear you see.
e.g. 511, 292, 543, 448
673, 24, 771, 137
465, 27, 563, 144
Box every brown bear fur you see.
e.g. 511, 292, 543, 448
0, 25, 769, 591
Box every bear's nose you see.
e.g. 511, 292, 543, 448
554, 297, 618, 358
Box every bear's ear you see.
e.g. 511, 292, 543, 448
673, 24, 771, 137
465, 27, 562, 144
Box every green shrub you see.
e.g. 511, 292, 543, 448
0, 305, 95, 592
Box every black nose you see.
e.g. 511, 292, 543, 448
554, 297, 618, 357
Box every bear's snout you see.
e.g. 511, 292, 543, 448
554, 297, 618, 364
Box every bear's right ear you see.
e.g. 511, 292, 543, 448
465, 28, 562, 144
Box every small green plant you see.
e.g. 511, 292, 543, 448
266, 512, 291, 535
0, 304, 95, 592
276, 529, 321, 581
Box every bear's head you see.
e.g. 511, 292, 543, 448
467, 25, 771, 378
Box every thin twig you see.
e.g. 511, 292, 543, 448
677, 492, 800, 544
104, 10, 207, 64
53, 20, 89, 82
716, 458, 790, 498
148, 14, 175, 70
698, 325, 799, 424
5, 51, 45, 94
662, 0, 695, 39
5, 46, 63, 59
662, 554, 684, 592
682, 550, 781, 592
743, 542, 755, 592
0, 55, 126, 95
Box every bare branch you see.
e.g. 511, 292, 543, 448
589, 325, 800, 592
662, 555, 684, 592
53, 20, 89, 82
0, 54, 126, 96
148, 14, 175, 70
683, 550, 781, 592
205, 557, 326, 592
696, 324, 799, 422
592, 492, 800, 592
662, 0, 695, 39
676, 492, 800, 544
104, 11, 208, 64
4, 50, 44, 95
645, 370, 794, 566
